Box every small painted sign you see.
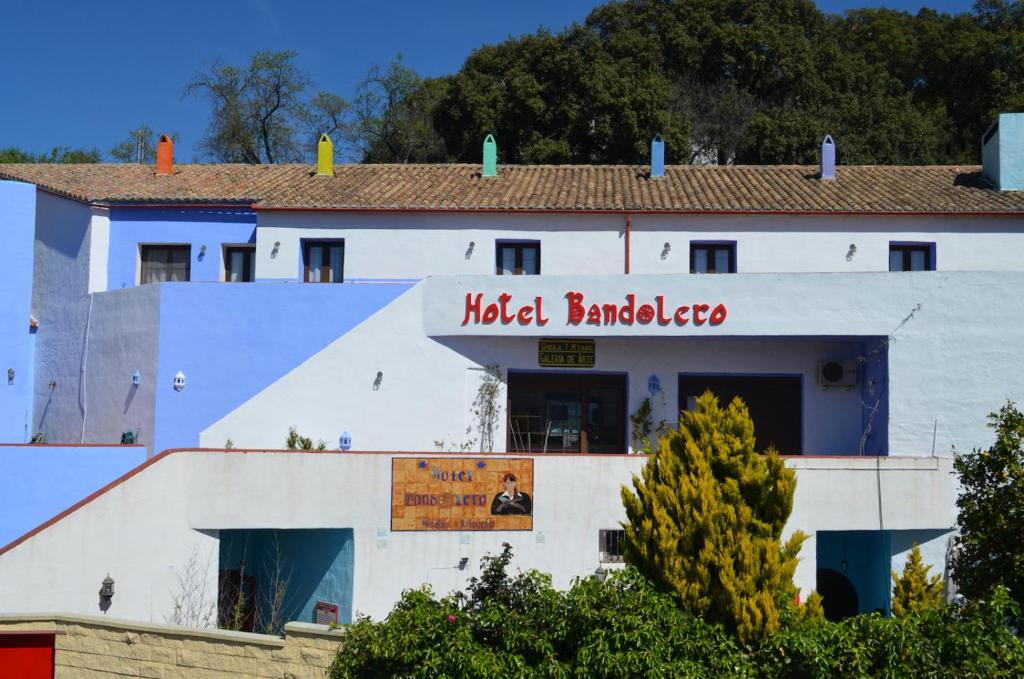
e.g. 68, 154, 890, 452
391, 457, 533, 532
315, 601, 339, 625
538, 339, 596, 368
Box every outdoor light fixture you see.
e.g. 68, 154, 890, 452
198, 244, 207, 261
457, 557, 469, 571
271, 241, 281, 259
661, 242, 671, 259
647, 374, 661, 396
373, 371, 383, 391
846, 243, 857, 261
132, 370, 141, 387
465, 241, 475, 259
48, 380, 57, 391
173, 371, 186, 392
97, 573, 114, 610
340, 431, 353, 450
593, 566, 608, 582
6, 368, 13, 385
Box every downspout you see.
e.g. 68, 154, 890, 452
624, 213, 631, 274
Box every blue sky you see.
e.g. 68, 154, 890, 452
0, 0, 977, 161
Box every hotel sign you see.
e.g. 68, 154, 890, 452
539, 338, 595, 367
461, 291, 727, 328
391, 457, 534, 531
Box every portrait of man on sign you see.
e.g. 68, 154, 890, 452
490, 472, 532, 516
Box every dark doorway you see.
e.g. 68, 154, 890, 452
679, 375, 802, 454
508, 373, 627, 453
817, 568, 860, 621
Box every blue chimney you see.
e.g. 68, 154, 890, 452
982, 113, 1024, 190
820, 135, 835, 180
651, 134, 665, 178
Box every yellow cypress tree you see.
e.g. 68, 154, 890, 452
891, 543, 943, 617
620, 391, 807, 643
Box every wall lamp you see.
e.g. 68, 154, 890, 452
99, 573, 115, 612
373, 371, 383, 391
6, 368, 13, 385
846, 243, 857, 261
661, 242, 671, 260
340, 431, 353, 450
132, 370, 141, 387
465, 241, 475, 259
173, 371, 186, 391
271, 241, 281, 259
198, 244, 207, 261
457, 557, 469, 571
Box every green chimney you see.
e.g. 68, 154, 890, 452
482, 134, 497, 177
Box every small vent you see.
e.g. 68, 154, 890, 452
599, 529, 625, 563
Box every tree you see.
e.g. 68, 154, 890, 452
951, 401, 1024, 609
0, 146, 101, 163
620, 391, 807, 644
892, 543, 944, 617
185, 50, 348, 164
110, 125, 177, 163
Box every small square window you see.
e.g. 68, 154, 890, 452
496, 242, 540, 275
304, 240, 344, 283
224, 245, 255, 282
690, 242, 735, 273
140, 244, 191, 284
889, 243, 934, 272
599, 529, 625, 563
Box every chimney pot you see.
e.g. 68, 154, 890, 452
317, 133, 334, 177
156, 134, 174, 176
820, 135, 835, 180
650, 134, 665, 178
482, 134, 497, 178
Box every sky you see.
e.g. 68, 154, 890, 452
0, 0, 978, 161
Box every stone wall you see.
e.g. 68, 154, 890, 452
0, 614, 344, 678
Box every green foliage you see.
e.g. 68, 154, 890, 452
621, 391, 808, 644
110, 125, 178, 163
891, 543, 944, 618
330, 544, 1024, 678
952, 400, 1024, 609
285, 426, 326, 451
0, 146, 102, 163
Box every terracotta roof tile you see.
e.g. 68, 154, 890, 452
1, 162, 1023, 214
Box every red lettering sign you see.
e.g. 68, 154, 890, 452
461, 292, 727, 328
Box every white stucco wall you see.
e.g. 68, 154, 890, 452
0, 451, 956, 623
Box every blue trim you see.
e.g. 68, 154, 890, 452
888, 240, 937, 271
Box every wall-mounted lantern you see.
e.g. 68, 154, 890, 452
173, 371, 186, 391
465, 241, 475, 260
6, 368, 13, 385
198, 245, 207, 262
661, 242, 671, 260
271, 241, 281, 259
131, 370, 141, 387
340, 431, 353, 450
99, 573, 115, 612
373, 371, 383, 391
647, 374, 661, 396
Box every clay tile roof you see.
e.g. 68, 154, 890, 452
2, 162, 1023, 214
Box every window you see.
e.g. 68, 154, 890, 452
599, 529, 625, 563
304, 240, 344, 283
680, 375, 802, 454
140, 245, 190, 284
508, 373, 627, 453
690, 242, 735, 273
496, 242, 540, 275
224, 245, 255, 282
889, 243, 934, 272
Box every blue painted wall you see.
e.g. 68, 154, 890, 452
0, 444, 147, 547
153, 282, 412, 452
817, 530, 892, 615
0, 181, 36, 442
107, 208, 256, 290
860, 338, 889, 455
220, 528, 355, 628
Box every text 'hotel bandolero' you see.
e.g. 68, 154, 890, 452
461, 291, 728, 327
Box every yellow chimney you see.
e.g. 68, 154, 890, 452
317, 133, 334, 177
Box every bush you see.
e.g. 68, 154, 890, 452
330, 547, 1024, 678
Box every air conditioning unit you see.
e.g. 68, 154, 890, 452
817, 359, 858, 389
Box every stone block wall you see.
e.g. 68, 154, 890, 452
0, 614, 344, 678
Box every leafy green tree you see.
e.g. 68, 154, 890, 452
185, 50, 348, 164
621, 391, 807, 644
0, 146, 101, 163
892, 543, 944, 617
951, 401, 1024, 609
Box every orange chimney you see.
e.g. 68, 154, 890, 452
156, 134, 173, 175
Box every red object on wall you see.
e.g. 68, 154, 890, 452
0, 633, 55, 679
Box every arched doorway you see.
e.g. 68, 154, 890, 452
816, 568, 859, 621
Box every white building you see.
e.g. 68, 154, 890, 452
0, 120, 1022, 626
